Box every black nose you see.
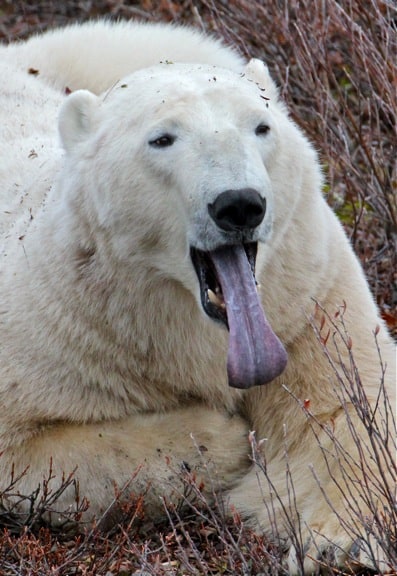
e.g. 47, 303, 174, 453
208, 188, 266, 232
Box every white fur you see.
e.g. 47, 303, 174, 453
0, 20, 395, 573
1, 19, 244, 93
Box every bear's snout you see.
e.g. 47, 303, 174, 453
208, 188, 266, 232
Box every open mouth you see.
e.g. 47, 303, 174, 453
190, 243, 287, 389
190, 243, 257, 328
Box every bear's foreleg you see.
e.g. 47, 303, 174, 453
0, 407, 249, 527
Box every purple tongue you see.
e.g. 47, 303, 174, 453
210, 245, 287, 389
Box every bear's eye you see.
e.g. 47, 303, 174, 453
149, 134, 176, 148
255, 123, 270, 136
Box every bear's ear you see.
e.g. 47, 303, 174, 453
59, 90, 100, 152
244, 58, 279, 101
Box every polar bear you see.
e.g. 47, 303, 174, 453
0, 20, 395, 573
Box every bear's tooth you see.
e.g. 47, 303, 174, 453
207, 288, 225, 308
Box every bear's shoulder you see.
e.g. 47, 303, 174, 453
0, 60, 63, 248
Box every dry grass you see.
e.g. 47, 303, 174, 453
0, 1, 396, 574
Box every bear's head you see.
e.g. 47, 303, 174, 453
57, 60, 318, 389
